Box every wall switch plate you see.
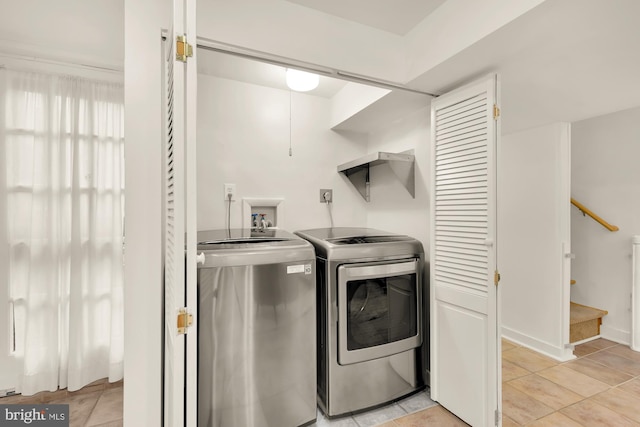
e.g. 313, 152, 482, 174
320, 189, 333, 203
224, 183, 236, 201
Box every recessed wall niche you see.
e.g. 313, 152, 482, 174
242, 198, 284, 229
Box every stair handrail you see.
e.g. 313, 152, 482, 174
571, 198, 619, 232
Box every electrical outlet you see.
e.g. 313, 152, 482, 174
320, 189, 333, 203
224, 183, 236, 201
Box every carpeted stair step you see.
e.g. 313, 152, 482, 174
570, 302, 608, 343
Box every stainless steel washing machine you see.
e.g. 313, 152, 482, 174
294, 227, 428, 417
197, 229, 316, 427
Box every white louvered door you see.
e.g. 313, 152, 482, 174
163, 0, 197, 425
430, 75, 501, 427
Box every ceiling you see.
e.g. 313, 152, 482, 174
195, 0, 447, 98
197, 0, 640, 134
407, 0, 640, 134
284, 0, 446, 35
2, 0, 639, 135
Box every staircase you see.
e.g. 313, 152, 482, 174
570, 302, 608, 342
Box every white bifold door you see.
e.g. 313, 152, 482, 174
430, 74, 501, 427
163, 0, 198, 425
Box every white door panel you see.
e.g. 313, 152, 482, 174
430, 74, 500, 427
436, 300, 488, 424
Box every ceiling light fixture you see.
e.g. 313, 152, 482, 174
286, 68, 319, 92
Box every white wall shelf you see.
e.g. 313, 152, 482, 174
337, 151, 415, 202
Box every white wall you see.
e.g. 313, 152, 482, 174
499, 122, 573, 361
365, 106, 431, 251
330, 83, 390, 129
196, 71, 435, 247
196, 71, 434, 244
123, 0, 168, 425
0, 0, 123, 70
571, 106, 640, 344
197, 74, 369, 232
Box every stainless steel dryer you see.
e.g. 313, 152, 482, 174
294, 227, 428, 417
197, 229, 316, 427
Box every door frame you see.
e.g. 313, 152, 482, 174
633, 236, 640, 351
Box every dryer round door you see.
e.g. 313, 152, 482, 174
337, 259, 421, 365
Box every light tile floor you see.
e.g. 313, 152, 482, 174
502, 338, 640, 426
2, 338, 639, 426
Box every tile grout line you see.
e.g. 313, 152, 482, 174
82, 389, 104, 427
559, 392, 640, 427
503, 339, 640, 426
579, 349, 640, 377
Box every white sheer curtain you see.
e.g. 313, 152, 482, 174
0, 68, 124, 395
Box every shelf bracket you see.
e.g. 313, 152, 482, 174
387, 157, 415, 199
342, 162, 370, 202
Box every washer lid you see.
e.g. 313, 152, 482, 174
196, 228, 315, 267
197, 228, 305, 249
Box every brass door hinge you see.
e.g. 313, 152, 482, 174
177, 308, 193, 334
494, 270, 501, 286
493, 104, 500, 120
176, 35, 193, 62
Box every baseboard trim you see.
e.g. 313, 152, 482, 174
600, 325, 630, 346
502, 326, 575, 362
